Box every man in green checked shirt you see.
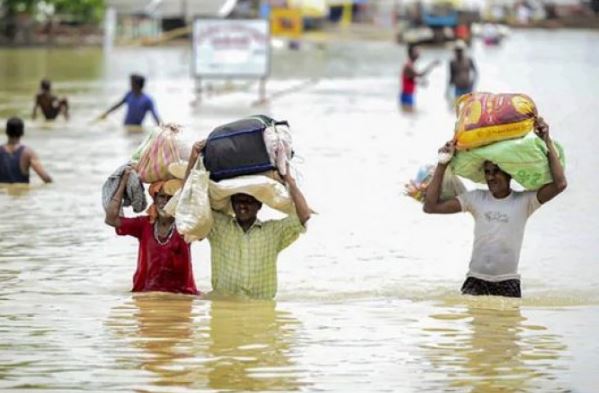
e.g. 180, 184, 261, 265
187, 140, 312, 299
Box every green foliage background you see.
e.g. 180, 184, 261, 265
2, 0, 106, 23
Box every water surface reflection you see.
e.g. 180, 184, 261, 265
423, 303, 568, 392
107, 296, 304, 392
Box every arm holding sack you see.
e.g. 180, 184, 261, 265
282, 168, 311, 226
184, 139, 207, 182
105, 167, 131, 227
535, 117, 567, 205
423, 141, 462, 214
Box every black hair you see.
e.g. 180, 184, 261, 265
130, 74, 145, 90
408, 44, 418, 58
41, 79, 51, 91
6, 117, 24, 138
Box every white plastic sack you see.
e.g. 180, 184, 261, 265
175, 158, 213, 242
209, 175, 295, 216
263, 122, 293, 176
163, 188, 180, 217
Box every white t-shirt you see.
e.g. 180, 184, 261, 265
457, 190, 541, 282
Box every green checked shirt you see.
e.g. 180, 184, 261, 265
208, 211, 306, 299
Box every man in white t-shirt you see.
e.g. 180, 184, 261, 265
423, 117, 567, 297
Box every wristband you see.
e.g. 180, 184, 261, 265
438, 151, 453, 165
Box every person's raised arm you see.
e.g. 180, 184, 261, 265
282, 169, 311, 226
422, 141, 462, 214
105, 168, 131, 228
149, 99, 161, 125
32, 95, 39, 120
535, 117, 567, 205
417, 59, 441, 78
98, 97, 126, 120
470, 58, 478, 90
447, 62, 456, 99
184, 139, 207, 182
28, 149, 52, 183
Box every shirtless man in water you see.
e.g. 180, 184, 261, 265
32, 79, 69, 121
447, 40, 478, 102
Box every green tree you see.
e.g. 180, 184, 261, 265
2, 0, 38, 14
50, 0, 106, 24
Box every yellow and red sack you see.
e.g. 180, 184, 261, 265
454, 92, 537, 150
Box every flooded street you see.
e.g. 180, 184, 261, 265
1, 29, 599, 392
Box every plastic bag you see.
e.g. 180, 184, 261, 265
209, 175, 295, 216
137, 124, 182, 183
175, 157, 213, 242
450, 133, 565, 190
163, 188, 180, 217
405, 164, 466, 203
130, 127, 160, 164
262, 119, 293, 176
455, 92, 537, 150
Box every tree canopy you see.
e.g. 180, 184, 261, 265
2, 0, 105, 23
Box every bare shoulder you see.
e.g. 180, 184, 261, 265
22, 146, 36, 160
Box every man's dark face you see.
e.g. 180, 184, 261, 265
410, 47, 420, 61
484, 161, 511, 196
231, 194, 262, 222
130, 79, 142, 93
455, 48, 464, 59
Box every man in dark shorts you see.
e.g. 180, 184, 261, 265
32, 79, 69, 121
447, 40, 478, 101
422, 117, 567, 298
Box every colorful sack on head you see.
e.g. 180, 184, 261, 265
454, 92, 537, 150
137, 124, 182, 183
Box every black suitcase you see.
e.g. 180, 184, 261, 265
203, 115, 289, 181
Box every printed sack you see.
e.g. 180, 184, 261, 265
455, 92, 537, 150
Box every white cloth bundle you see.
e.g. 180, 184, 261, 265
174, 157, 213, 242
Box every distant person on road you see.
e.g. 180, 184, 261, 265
99, 74, 161, 126
423, 117, 566, 298
32, 79, 69, 121
400, 44, 440, 113
0, 117, 52, 184
447, 40, 478, 102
